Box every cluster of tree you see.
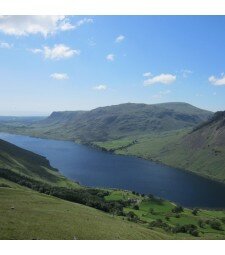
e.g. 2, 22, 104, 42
198, 218, 223, 230
192, 208, 199, 216
149, 219, 199, 237
0, 168, 128, 215
133, 205, 139, 210
126, 211, 140, 223
149, 219, 170, 231
171, 224, 199, 237
172, 205, 183, 213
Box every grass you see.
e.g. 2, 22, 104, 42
104, 190, 139, 201
0, 178, 169, 240
1, 178, 225, 239
104, 190, 225, 239
0, 124, 225, 239
0, 138, 80, 188
94, 128, 225, 183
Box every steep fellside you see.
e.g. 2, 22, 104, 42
172, 111, 225, 181
112, 111, 225, 183
0, 139, 78, 187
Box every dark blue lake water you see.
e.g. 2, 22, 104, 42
1, 132, 225, 209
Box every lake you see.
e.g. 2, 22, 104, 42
1, 132, 225, 209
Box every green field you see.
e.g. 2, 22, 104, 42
1, 179, 225, 239
104, 190, 225, 240
0, 178, 169, 240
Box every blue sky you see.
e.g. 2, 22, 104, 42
0, 15, 225, 115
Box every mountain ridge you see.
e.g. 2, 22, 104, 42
34, 102, 212, 142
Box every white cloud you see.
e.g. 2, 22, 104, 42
60, 17, 93, 31
93, 84, 107, 91
209, 74, 225, 86
144, 73, 176, 86
106, 54, 115, 62
115, 35, 125, 43
0, 16, 93, 36
152, 90, 171, 99
30, 44, 80, 60
0, 41, 13, 49
29, 48, 42, 54
143, 72, 152, 77
50, 73, 69, 80
88, 38, 96, 47
181, 69, 193, 78
73, 18, 93, 29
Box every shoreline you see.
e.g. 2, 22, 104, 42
1, 130, 225, 187
1, 132, 225, 210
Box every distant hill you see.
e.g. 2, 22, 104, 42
11, 102, 211, 143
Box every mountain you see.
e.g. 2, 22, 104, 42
172, 110, 225, 181
3, 102, 211, 143
105, 111, 225, 183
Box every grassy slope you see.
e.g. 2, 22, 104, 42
0, 178, 168, 240
1, 179, 225, 239
0, 139, 79, 188
104, 190, 225, 240
94, 123, 225, 183
0, 138, 225, 239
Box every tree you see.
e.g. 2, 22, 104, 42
192, 208, 199, 216
126, 211, 139, 222
149, 208, 155, 215
209, 219, 223, 230
133, 204, 139, 210
198, 219, 204, 228
172, 205, 183, 213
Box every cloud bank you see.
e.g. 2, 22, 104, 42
0, 16, 93, 36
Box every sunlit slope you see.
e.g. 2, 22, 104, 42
0, 178, 168, 240
98, 111, 225, 182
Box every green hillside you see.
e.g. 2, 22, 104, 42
0, 138, 225, 239
1, 178, 225, 240
95, 111, 225, 183
0, 178, 168, 240
0, 102, 212, 142
0, 139, 78, 188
